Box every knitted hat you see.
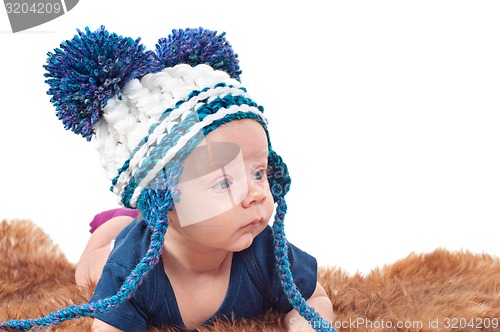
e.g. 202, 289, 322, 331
0, 27, 333, 331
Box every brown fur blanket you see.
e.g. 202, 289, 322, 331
1, 219, 499, 331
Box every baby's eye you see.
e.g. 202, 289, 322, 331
253, 168, 266, 181
212, 177, 233, 190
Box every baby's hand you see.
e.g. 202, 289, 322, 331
285, 282, 335, 332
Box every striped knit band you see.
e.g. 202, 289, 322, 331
113, 84, 266, 208
110, 83, 250, 195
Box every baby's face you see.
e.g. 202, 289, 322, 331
168, 119, 274, 252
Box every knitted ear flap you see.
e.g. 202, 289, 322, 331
44, 26, 163, 140
268, 148, 291, 201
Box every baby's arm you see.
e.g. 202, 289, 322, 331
285, 282, 334, 332
75, 215, 135, 287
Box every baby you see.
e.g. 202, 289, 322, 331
85, 118, 333, 332
1, 27, 335, 331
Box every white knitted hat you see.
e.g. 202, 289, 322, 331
44, 27, 270, 208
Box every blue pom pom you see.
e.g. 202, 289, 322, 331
44, 26, 163, 140
155, 28, 242, 81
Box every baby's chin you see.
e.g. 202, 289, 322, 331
229, 229, 263, 252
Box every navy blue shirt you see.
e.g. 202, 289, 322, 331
90, 219, 317, 331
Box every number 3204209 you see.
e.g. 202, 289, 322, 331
443, 317, 499, 329
5, 2, 62, 14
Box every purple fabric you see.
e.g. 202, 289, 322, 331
89, 208, 139, 233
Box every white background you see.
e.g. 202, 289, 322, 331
1, 1, 499, 275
